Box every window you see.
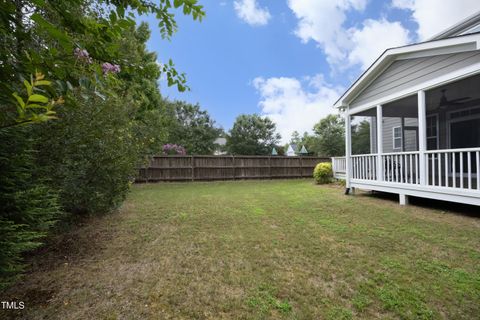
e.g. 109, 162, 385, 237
393, 127, 402, 150
426, 114, 438, 150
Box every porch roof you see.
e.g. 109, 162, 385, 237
333, 32, 480, 109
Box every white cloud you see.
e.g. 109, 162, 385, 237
348, 19, 411, 69
261, 0, 479, 138
287, 0, 411, 72
287, 0, 366, 67
253, 75, 342, 143
392, 0, 480, 40
234, 0, 271, 26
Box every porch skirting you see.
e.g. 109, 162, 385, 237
350, 179, 480, 206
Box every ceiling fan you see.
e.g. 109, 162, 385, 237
438, 89, 471, 109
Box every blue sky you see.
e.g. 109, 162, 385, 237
139, 0, 480, 142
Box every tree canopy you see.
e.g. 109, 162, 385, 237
313, 114, 346, 156
352, 120, 371, 155
167, 100, 223, 155
0, 0, 204, 288
226, 114, 281, 155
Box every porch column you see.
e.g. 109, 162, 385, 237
376, 105, 383, 181
345, 111, 352, 188
418, 90, 427, 185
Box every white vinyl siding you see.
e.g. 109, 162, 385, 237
350, 51, 480, 109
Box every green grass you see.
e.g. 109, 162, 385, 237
1, 180, 479, 319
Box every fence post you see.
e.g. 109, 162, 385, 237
268, 156, 272, 179
191, 155, 194, 181
300, 156, 303, 178
232, 155, 235, 180
331, 157, 335, 177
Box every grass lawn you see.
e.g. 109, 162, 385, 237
1, 179, 480, 319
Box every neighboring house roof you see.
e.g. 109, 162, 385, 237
286, 144, 297, 155
334, 11, 480, 109
299, 145, 308, 154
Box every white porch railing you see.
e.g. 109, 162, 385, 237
351, 154, 377, 181
333, 147, 480, 192
382, 151, 420, 184
332, 156, 346, 178
426, 148, 480, 190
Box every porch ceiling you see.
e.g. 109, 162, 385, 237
352, 73, 480, 118
426, 73, 480, 111
353, 95, 418, 118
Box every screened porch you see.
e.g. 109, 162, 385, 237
333, 73, 480, 205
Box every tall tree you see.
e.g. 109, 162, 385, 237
0, 0, 204, 288
300, 132, 322, 156
226, 114, 280, 155
352, 120, 371, 155
313, 114, 345, 156
167, 100, 223, 155
289, 131, 302, 147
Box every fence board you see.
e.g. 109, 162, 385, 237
137, 155, 329, 182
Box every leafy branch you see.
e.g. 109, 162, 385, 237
2, 72, 64, 130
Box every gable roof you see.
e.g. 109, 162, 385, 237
333, 32, 480, 109
288, 144, 298, 152
429, 10, 480, 40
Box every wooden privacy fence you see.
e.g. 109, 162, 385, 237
137, 155, 330, 182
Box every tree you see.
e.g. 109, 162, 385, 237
301, 132, 322, 156
167, 101, 223, 154
289, 131, 302, 147
352, 120, 371, 155
0, 127, 60, 288
0, 0, 205, 287
226, 114, 281, 155
313, 114, 345, 156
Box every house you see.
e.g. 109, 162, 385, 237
213, 137, 227, 155
298, 145, 309, 155
286, 144, 309, 156
332, 11, 480, 206
286, 144, 297, 156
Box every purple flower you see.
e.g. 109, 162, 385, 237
162, 144, 186, 155
102, 62, 121, 74
74, 48, 92, 64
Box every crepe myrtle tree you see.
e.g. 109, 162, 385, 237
0, 0, 205, 288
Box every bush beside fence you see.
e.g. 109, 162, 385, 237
137, 155, 330, 182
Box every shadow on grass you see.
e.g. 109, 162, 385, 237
0, 214, 116, 314
359, 190, 480, 218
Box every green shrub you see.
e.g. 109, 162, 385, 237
34, 91, 148, 214
313, 162, 333, 184
0, 128, 61, 289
